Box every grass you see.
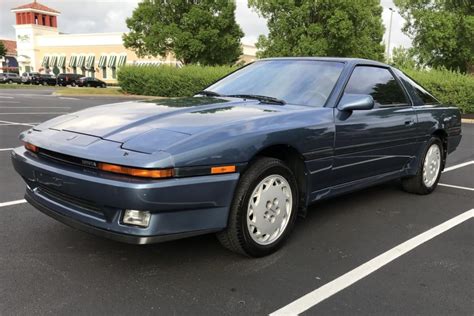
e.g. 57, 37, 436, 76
0, 83, 58, 89
54, 87, 126, 96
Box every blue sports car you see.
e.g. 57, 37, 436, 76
12, 58, 462, 257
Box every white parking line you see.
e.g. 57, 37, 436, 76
0, 148, 14, 152
443, 161, 474, 173
0, 96, 14, 99
0, 106, 70, 109
0, 120, 37, 126
0, 101, 20, 104
59, 97, 79, 100
0, 199, 26, 208
271, 209, 474, 316
0, 112, 67, 115
439, 183, 474, 191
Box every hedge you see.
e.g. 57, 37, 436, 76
118, 65, 235, 97
118, 64, 473, 113
402, 68, 474, 114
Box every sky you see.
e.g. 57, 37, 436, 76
0, 0, 411, 52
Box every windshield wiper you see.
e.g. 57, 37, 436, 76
195, 90, 222, 97
226, 94, 286, 105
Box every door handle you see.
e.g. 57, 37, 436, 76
404, 120, 415, 126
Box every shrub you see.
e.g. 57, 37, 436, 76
402, 67, 474, 114
118, 65, 235, 97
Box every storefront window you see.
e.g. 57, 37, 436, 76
102, 67, 107, 79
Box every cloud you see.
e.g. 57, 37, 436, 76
0, 0, 411, 53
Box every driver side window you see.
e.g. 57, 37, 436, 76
344, 66, 409, 107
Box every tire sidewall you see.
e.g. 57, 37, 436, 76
236, 161, 298, 257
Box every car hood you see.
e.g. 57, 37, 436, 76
34, 97, 296, 153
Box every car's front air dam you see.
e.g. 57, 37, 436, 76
11, 147, 240, 244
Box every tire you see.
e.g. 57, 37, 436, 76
217, 157, 298, 257
8, 80, 13, 84
71, 82, 76, 87
87, 83, 91, 87
402, 137, 444, 195
101, 83, 106, 88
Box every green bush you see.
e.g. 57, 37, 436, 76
118, 64, 473, 114
118, 65, 235, 97
402, 68, 474, 114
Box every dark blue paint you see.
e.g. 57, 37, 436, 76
11, 57, 462, 244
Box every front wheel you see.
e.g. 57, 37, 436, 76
402, 137, 444, 195
217, 157, 298, 257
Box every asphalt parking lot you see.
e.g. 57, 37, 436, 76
0, 88, 473, 315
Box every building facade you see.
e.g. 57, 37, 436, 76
9, 1, 257, 83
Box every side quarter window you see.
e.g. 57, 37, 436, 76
393, 69, 440, 106
344, 66, 409, 107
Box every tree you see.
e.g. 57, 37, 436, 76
390, 46, 417, 69
248, 0, 385, 61
123, 0, 244, 66
0, 41, 6, 58
394, 0, 474, 73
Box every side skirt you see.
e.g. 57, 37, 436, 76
308, 170, 402, 204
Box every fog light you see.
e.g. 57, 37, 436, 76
123, 210, 151, 228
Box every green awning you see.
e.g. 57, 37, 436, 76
98, 55, 107, 68
50, 56, 57, 67
77, 56, 86, 68
108, 55, 117, 68
69, 56, 77, 67
41, 56, 49, 68
58, 56, 66, 68
85, 56, 95, 70
117, 55, 127, 67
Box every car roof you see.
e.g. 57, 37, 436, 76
259, 57, 389, 67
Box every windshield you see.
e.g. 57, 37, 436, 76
206, 60, 344, 106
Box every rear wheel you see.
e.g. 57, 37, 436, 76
217, 157, 298, 257
402, 137, 443, 195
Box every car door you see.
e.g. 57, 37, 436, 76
333, 65, 418, 185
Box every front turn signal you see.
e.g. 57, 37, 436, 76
98, 162, 174, 179
24, 142, 39, 153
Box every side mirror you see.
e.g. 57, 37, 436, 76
338, 93, 374, 111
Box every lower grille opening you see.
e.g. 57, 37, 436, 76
38, 185, 105, 218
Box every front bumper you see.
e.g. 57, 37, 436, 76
12, 147, 239, 244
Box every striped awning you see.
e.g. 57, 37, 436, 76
85, 56, 95, 70
69, 56, 77, 67
98, 55, 107, 68
41, 56, 49, 68
77, 55, 86, 68
49, 56, 58, 67
108, 55, 117, 68
117, 55, 127, 67
58, 56, 66, 68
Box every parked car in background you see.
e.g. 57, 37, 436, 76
21, 72, 40, 84
76, 77, 107, 88
12, 58, 462, 257
0, 73, 22, 84
57, 73, 83, 87
31, 74, 57, 86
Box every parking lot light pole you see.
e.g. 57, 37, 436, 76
387, 7, 395, 61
